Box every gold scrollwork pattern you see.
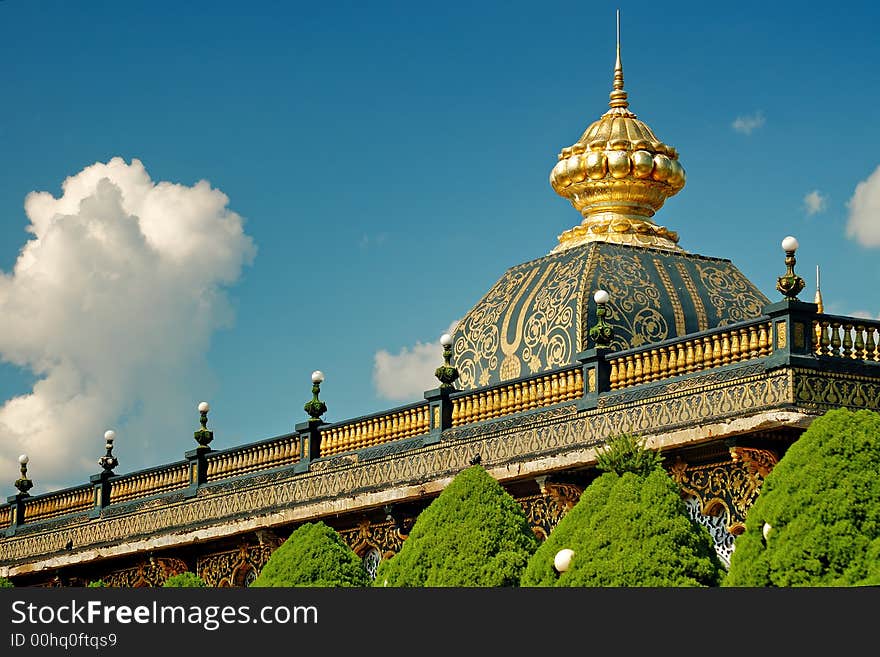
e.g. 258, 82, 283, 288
695, 263, 768, 326
518, 493, 567, 541
669, 449, 777, 537
794, 370, 880, 411
338, 517, 408, 578
595, 251, 668, 349
454, 254, 585, 389
100, 557, 189, 588
197, 541, 281, 587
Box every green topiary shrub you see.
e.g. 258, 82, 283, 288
375, 464, 539, 587
0, 577, 13, 588
521, 432, 723, 587
725, 407, 880, 586
87, 580, 106, 588
162, 572, 207, 587
521, 469, 723, 586
250, 521, 369, 587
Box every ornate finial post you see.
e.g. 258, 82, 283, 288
7, 454, 33, 529
296, 371, 327, 471
304, 371, 327, 423
98, 430, 119, 474
776, 235, 806, 300
589, 289, 614, 348
91, 431, 119, 514
193, 401, 214, 449
434, 333, 460, 389
14, 454, 33, 497
578, 290, 614, 410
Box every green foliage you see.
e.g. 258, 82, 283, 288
595, 431, 663, 477
725, 407, 880, 586
87, 580, 106, 588
250, 521, 369, 587
375, 465, 539, 586
521, 468, 724, 587
0, 576, 13, 588
162, 572, 207, 587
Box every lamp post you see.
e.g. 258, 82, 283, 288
98, 430, 119, 474
304, 370, 327, 423
14, 454, 32, 497
193, 401, 214, 449
434, 333, 459, 389
776, 235, 805, 300
589, 289, 613, 348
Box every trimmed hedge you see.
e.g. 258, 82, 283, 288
250, 521, 369, 587
162, 572, 207, 587
0, 577, 13, 588
521, 467, 723, 586
375, 465, 539, 586
725, 407, 880, 586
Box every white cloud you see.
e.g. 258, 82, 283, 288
803, 189, 827, 215
848, 310, 880, 321
732, 111, 765, 135
846, 165, 880, 247
373, 320, 459, 401
0, 157, 256, 491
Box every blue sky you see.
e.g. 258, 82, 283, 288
1, 0, 878, 492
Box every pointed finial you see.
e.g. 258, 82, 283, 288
814, 264, 824, 313
609, 10, 629, 109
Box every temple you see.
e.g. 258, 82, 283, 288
2, 19, 879, 587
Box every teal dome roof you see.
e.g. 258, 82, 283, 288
450, 241, 769, 390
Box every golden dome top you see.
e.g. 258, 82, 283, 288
549, 17, 686, 254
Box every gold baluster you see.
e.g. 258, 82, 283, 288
655, 347, 666, 378
852, 325, 865, 360
865, 327, 878, 362
830, 321, 842, 357
720, 332, 731, 364
729, 330, 740, 362
647, 350, 658, 381
691, 338, 703, 371
748, 326, 759, 357
632, 353, 643, 384
622, 355, 632, 388
499, 386, 509, 415
842, 324, 853, 359
609, 359, 619, 389
667, 344, 678, 376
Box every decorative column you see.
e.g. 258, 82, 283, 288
577, 290, 614, 410
764, 236, 817, 370
89, 430, 118, 517
295, 371, 326, 472
6, 454, 33, 532
185, 401, 213, 496
425, 333, 458, 445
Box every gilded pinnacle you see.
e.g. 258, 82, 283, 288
609, 9, 628, 109
549, 12, 686, 254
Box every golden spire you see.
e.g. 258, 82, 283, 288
814, 264, 824, 312
548, 11, 686, 254
609, 9, 628, 110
